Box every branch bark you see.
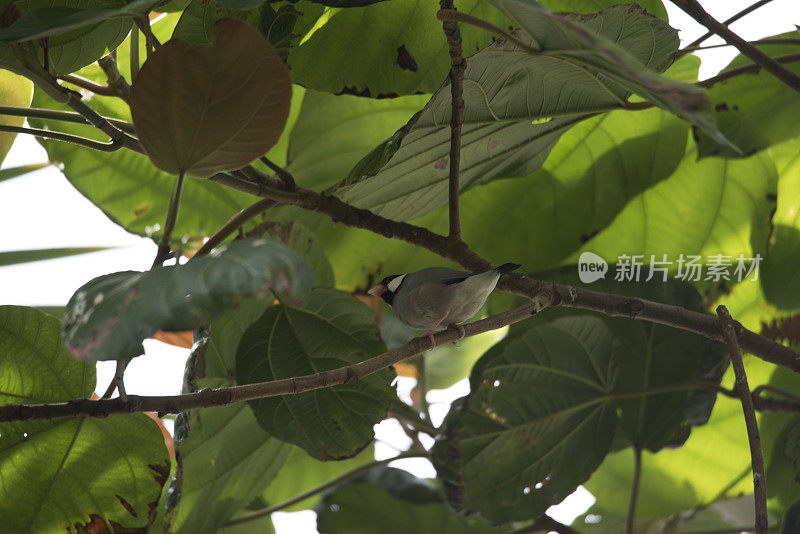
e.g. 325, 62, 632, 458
0, 300, 538, 422
439, 0, 466, 240
680, 0, 778, 52
716, 305, 768, 534
670, 0, 800, 93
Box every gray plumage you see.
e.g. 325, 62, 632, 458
369, 264, 521, 340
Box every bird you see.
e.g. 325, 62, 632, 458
368, 263, 521, 348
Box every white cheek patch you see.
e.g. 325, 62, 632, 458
387, 274, 406, 293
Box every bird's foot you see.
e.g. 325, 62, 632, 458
448, 323, 466, 346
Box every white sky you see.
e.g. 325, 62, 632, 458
1, 1, 799, 532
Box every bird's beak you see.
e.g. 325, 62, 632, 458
368, 284, 387, 297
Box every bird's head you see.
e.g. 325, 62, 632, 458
368, 274, 406, 305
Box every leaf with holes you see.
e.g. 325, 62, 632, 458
130, 18, 291, 177
236, 288, 395, 460
432, 316, 618, 523
63, 238, 312, 361
0, 306, 170, 533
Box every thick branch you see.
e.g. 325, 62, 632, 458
716, 305, 768, 534
670, 0, 800, 93
439, 0, 466, 240
0, 301, 538, 422
97, 55, 131, 100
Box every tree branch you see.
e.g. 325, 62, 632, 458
0, 300, 539, 422
192, 198, 277, 258
0, 105, 136, 134
260, 155, 296, 190
698, 53, 800, 88
682, 38, 800, 54
670, 0, 800, 93
681, 0, 778, 52
225, 450, 429, 526
0, 124, 124, 152
439, 0, 466, 240
716, 305, 768, 534
58, 74, 118, 97
97, 54, 131, 100
152, 171, 186, 267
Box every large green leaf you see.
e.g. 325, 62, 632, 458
432, 316, 619, 523
246, 221, 335, 287
236, 288, 395, 460
696, 35, 800, 158
263, 443, 375, 512
761, 139, 800, 311
0, 0, 155, 41
335, 4, 685, 221
0, 306, 170, 533
489, 0, 724, 145
166, 300, 290, 532
287, 90, 429, 191
130, 18, 291, 177
4, 0, 133, 74
316, 467, 504, 534
0, 70, 33, 166
0, 247, 108, 266
63, 238, 312, 361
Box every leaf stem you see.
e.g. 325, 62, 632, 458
259, 156, 296, 190
192, 198, 277, 258
130, 27, 140, 81
681, 0, 779, 52
625, 447, 642, 534
0, 124, 123, 152
716, 305, 768, 534
58, 74, 117, 97
439, 0, 465, 240
670, 0, 800, 93
152, 171, 186, 268
225, 450, 429, 526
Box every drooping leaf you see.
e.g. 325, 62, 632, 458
0, 306, 170, 533
166, 301, 291, 533
3, 0, 133, 74
696, 35, 800, 158
63, 238, 312, 361
0, 162, 48, 183
264, 443, 375, 512
0, 246, 108, 266
0, 0, 155, 41
0, 70, 33, 165
432, 316, 619, 523
335, 4, 686, 221
489, 0, 726, 146
236, 288, 395, 460
316, 467, 504, 533
130, 18, 291, 177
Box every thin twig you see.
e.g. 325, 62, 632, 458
135, 16, 161, 54
509, 515, 582, 534
698, 53, 800, 87
0, 105, 136, 134
716, 305, 768, 534
192, 198, 277, 258
681, 0, 778, 52
225, 450, 429, 526
437, 9, 541, 55
439, 1, 466, 240
260, 156, 296, 190
670, 0, 800, 93
626, 447, 642, 534
0, 124, 123, 152
0, 300, 539, 422
58, 74, 117, 97
152, 171, 186, 268
682, 38, 800, 54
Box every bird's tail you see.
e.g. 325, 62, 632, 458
494, 263, 522, 275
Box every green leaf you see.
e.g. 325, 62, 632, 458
432, 316, 619, 523
316, 467, 504, 534
236, 288, 395, 460
166, 301, 291, 533
0, 70, 33, 165
782, 498, 800, 534
0, 246, 108, 266
4, 0, 134, 74
489, 0, 726, 146
696, 35, 800, 158
246, 221, 335, 287
0, 0, 156, 41
264, 443, 375, 511
287, 90, 429, 191
63, 238, 312, 361
335, 4, 685, 221
0, 162, 48, 183
130, 18, 291, 177
0, 306, 170, 533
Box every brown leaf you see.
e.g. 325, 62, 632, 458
129, 18, 291, 177
151, 330, 193, 348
